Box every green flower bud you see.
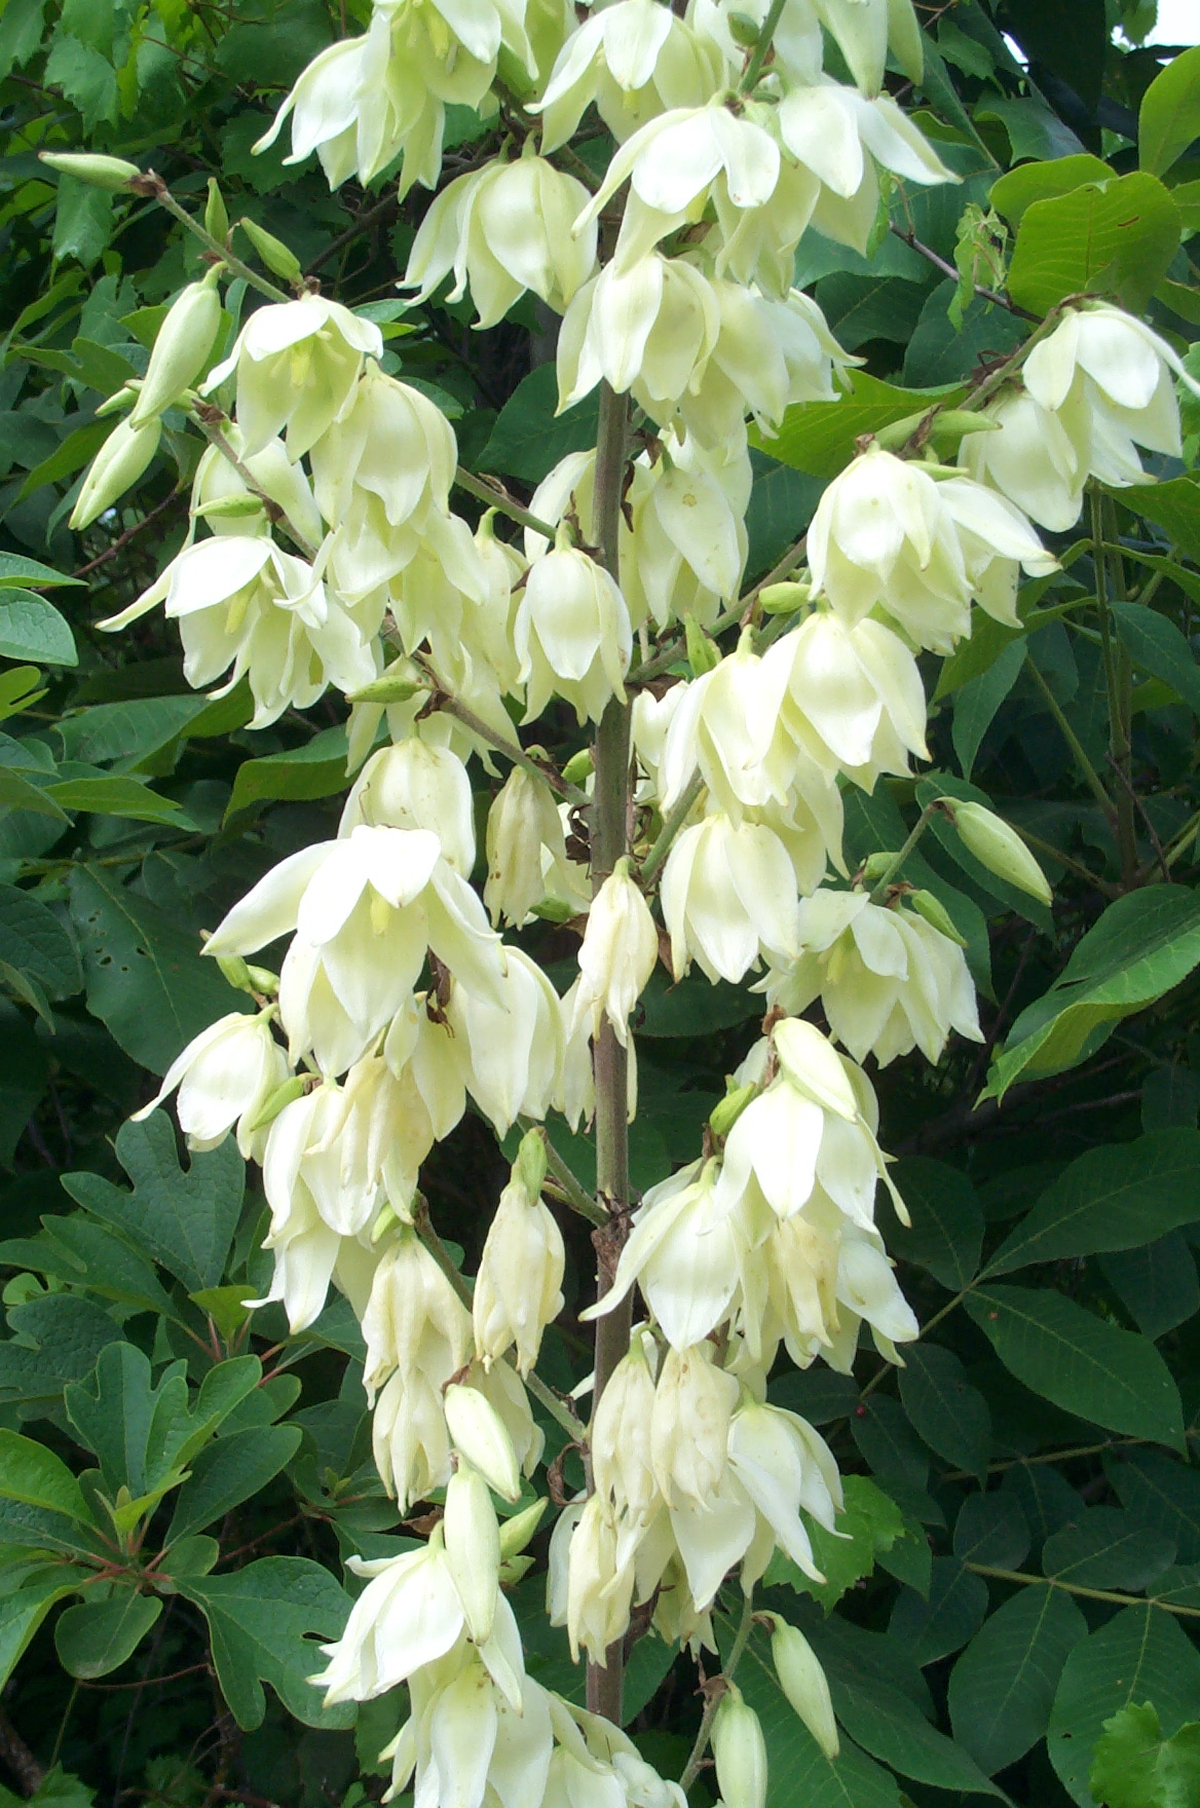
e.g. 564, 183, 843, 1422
769, 1617, 839, 1760
515, 1127, 548, 1200
498, 1554, 534, 1585
759, 579, 810, 614
131, 270, 223, 427
347, 662, 425, 704
709, 1082, 757, 1141
497, 1497, 546, 1558
860, 852, 896, 885
712, 1683, 767, 1808
940, 797, 1052, 904
193, 493, 267, 521
728, 9, 763, 45
69, 416, 162, 531
95, 383, 139, 418
238, 217, 303, 285
205, 178, 230, 245
39, 152, 140, 191
216, 954, 254, 992
685, 614, 721, 677
562, 748, 593, 785
244, 964, 280, 996
245, 1073, 307, 1134
908, 889, 967, 946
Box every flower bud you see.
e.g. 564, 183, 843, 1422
709, 1082, 757, 1142
908, 888, 966, 945
442, 1462, 500, 1644
39, 151, 140, 190
759, 580, 809, 614
769, 1617, 839, 1759
69, 416, 162, 530
685, 615, 721, 677
131, 271, 223, 426
712, 1684, 767, 1808
497, 1496, 546, 1558
238, 216, 303, 284
515, 1126, 548, 1199
443, 1383, 522, 1502
205, 178, 229, 244
575, 857, 658, 1048
95, 383, 138, 417
472, 1158, 565, 1376
245, 1073, 308, 1134
562, 749, 593, 785
346, 662, 425, 704
728, 9, 763, 47
939, 798, 1051, 904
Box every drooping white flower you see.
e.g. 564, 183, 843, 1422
405, 153, 598, 329
574, 859, 659, 1048
361, 1227, 473, 1404
534, 0, 729, 153
557, 252, 721, 416
514, 538, 633, 724
764, 609, 928, 790
659, 633, 793, 821
133, 1008, 288, 1158
1024, 301, 1200, 466
484, 763, 573, 926
473, 1136, 565, 1375
309, 361, 457, 543
190, 429, 323, 549
205, 295, 383, 459
760, 890, 982, 1065
340, 736, 476, 875
98, 534, 376, 729
660, 811, 801, 982
444, 947, 565, 1133
958, 388, 1088, 533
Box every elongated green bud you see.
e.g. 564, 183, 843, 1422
497, 1497, 546, 1557
709, 1083, 757, 1141
562, 749, 593, 785
728, 9, 763, 46
769, 1616, 839, 1760
908, 889, 966, 946
39, 152, 140, 191
69, 417, 161, 530
515, 1127, 548, 1199
131, 270, 223, 427
929, 409, 1000, 441
245, 1074, 307, 1134
442, 1463, 500, 1644
712, 1683, 767, 1808
444, 1384, 521, 1502
245, 964, 280, 996
194, 493, 266, 522
237, 217, 303, 285
347, 662, 424, 704
95, 383, 139, 417
205, 178, 229, 245
759, 580, 809, 615
216, 954, 254, 991
685, 615, 721, 677
939, 797, 1052, 904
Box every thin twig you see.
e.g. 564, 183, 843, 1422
454, 465, 558, 540
71, 488, 186, 579
890, 226, 1039, 320
679, 1590, 757, 1792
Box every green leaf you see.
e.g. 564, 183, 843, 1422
1140, 42, 1200, 178
62, 1112, 245, 1293
889, 1557, 989, 1667
0, 1568, 89, 1691
965, 1286, 1186, 1450
1107, 1452, 1200, 1565
54, 1591, 162, 1680
18, 422, 112, 502
952, 637, 1025, 780
45, 775, 182, 822
949, 1587, 1087, 1775
1100, 1233, 1200, 1340
883, 1157, 983, 1290
1049, 1607, 1200, 1804
1043, 1508, 1177, 1592
999, 0, 1107, 111
765, 1474, 906, 1612
166, 1425, 302, 1542
903, 282, 1027, 389
478, 363, 598, 483
0, 884, 81, 997
0, 1293, 122, 1412
67, 866, 246, 1075
0, 555, 81, 592
954, 1491, 1032, 1569
755, 372, 964, 479
1006, 172, 1181, 315
1111, 601, 1200, 718
0, 767, 67, 820
0, 591, 75, 666
56, 697, 211, 768
178, 1557, 354, 1730
1128, 475, 1200, 564
225, 725, 354, 819
898, 1346, 991, 1480
985, 1130, 1200, 1274
49, 172, 115, 266
1090, 1701, 1200, 1808
812, 274, 930, 351
991, 153, 1116, 225
985, 890, 1200, 1099
0, 1430, 90, 1523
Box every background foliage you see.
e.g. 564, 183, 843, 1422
0, 2, 1197, 1807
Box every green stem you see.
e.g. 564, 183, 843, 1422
536, 1125, 608, 1228
868, 803, 938, 903
421, 681, 589, 806
454, 465, 558, 540
1026, 653, 1115, 822
968, 1563, 1200, 1621
1014, 824, 1120, 898
640, 772, 703, 887
585, 380, 634, 1728
739, 0, 788, 89
1091, 486, 1138, 888
152, 184, 291, 302
190, 414, 320, 558
679, 1590, 757, 1792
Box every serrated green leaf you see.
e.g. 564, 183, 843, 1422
949, 1586, 1087, 1775
764, 1475, 906, 1612
966, 1286, 1186, 1450
178, 1557, 353, 1730
54, 1591, 161, 1680
1049, 1607, 1200, 1805
985, 1130, 1200, 1273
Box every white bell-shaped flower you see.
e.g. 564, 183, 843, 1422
134, 1008, 288, 1158
473, 1139, 565, 1375
514, 537, 632, 724
561, 1494, 638, 1665
557, 252, 720, 415
591, 1330, 661, 1548
534, 0, 728, 153
361, 1227, 472, 1404
574, 859, 659, 1048
765, 610, 928, 790
190, 429, 323, 548
484, 763, 572, 926
309, 361, 456, 539
205, 295, 382, 459
405, 152, 598, 329
726, 1397, 843, 1584
444, 947, 565, 1133
959, 388, 1088, 534
340, 736, 476, 875
660, 811, 801, 983
762, 890, 982, 1066
660, 632, 793, 821
678, 282, 857, 448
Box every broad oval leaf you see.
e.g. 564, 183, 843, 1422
949, 1586, 1087, 1775
54, 1591, 162, 1680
